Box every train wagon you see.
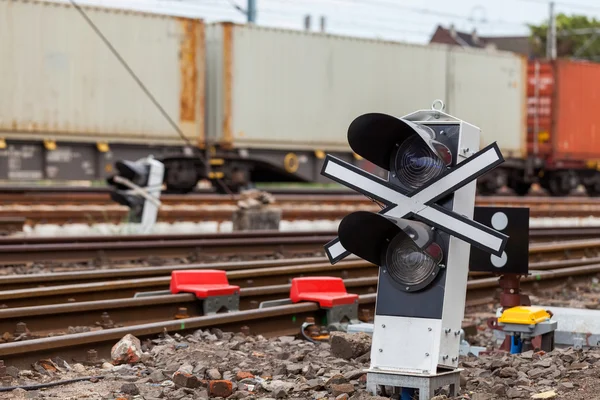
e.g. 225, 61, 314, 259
0, 0, 528, 193
527, 59, 600, 196
0, 0, 207, 191
203, 22, 527, 191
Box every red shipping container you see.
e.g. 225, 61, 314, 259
553, 60, 600, 162
528, 59, 600, 166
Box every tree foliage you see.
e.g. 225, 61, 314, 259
529, 14, 600, 60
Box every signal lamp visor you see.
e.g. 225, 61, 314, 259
346, 114, 452, 187
115, 161, 149, 187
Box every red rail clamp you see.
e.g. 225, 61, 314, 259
290, 277, 359, 308
170, 270, 240, 314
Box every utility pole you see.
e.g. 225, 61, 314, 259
546, 1, 556, 60
320, 16, 326, 33
247, 0, 256, 23
304, 15, 311, 31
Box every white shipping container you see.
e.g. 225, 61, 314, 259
0, 0, 204, 146
447, 48, 527, 158
206, 23, 526, 157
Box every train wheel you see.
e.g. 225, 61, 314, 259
512, 181, 531, 196
545, 171, 577, 197
477, 170, 507, 195
585, 182, 600, 197
164, 159, 199, 194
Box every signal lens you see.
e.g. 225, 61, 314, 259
385, 233, 442, 291
394, 135, 446, 191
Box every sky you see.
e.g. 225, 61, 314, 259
56, 0, 600, 44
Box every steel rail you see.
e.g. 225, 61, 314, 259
0, 235, 334, 264
0, 237, 597, 308
0, 256, 340, 290
0, 277, 380, 337
0, 260, 375, 308
4, 257, 599, 341
0, 230, 334, 246
0, 294, 378, 368
0, 237, 597, 291
6, 255, 600, 342
3, 187, 600, 205
2, 191, 600, 208
3, 259, 600, 368
0, 226, 598, 266
4, 204, 600, 226
0, 226, 598, 245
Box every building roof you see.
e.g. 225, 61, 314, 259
430, 25, 532, 57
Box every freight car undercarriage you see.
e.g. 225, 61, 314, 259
151, 152, 600, 197
3, 139, 600, 197
476, 156, 600, 197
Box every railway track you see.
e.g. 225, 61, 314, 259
4, 192, 600, 227
0, 253, 597, 332
1, 257, 598, 369
0, 226, 599, 266
1, 187, 600, 205
1, 226, 599, 367
0, 237, 598, 305
0, 231, 333, 265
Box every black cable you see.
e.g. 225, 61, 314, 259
224, 0, 246, 14
66, 0, 208, 165
64, 0, 247, 197
0, 375, 106, 392
367, 196, 386, 209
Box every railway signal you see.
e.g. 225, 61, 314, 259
470, 207, 530, 275
321, 101, 509, 397
106, 156, 164, 234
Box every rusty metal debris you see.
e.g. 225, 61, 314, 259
87, 349, 98, 363
175, 307, 190, 319
96, 312, 114, 329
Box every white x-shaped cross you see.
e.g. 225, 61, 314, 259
322, 142, 508, 264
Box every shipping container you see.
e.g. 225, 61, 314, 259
448, 47, 527, 160
553, 60, 600, 162
526, 59, 600, 196
528, 59, 600, 163
206, 23, 526, 158
0, 0, 205, 146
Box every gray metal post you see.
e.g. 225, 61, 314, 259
247, 0, 256, 23
320, 16, 326, 32
304, 15, 311, 31
546, 1, 556, 60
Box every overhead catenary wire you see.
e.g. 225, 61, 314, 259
517, 0, 600, 12
180, 0, 435, 36
290, 0, 530, 28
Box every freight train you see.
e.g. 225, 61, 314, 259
0, 0, 598, 196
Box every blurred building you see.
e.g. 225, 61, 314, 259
430, 25, 534, 58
